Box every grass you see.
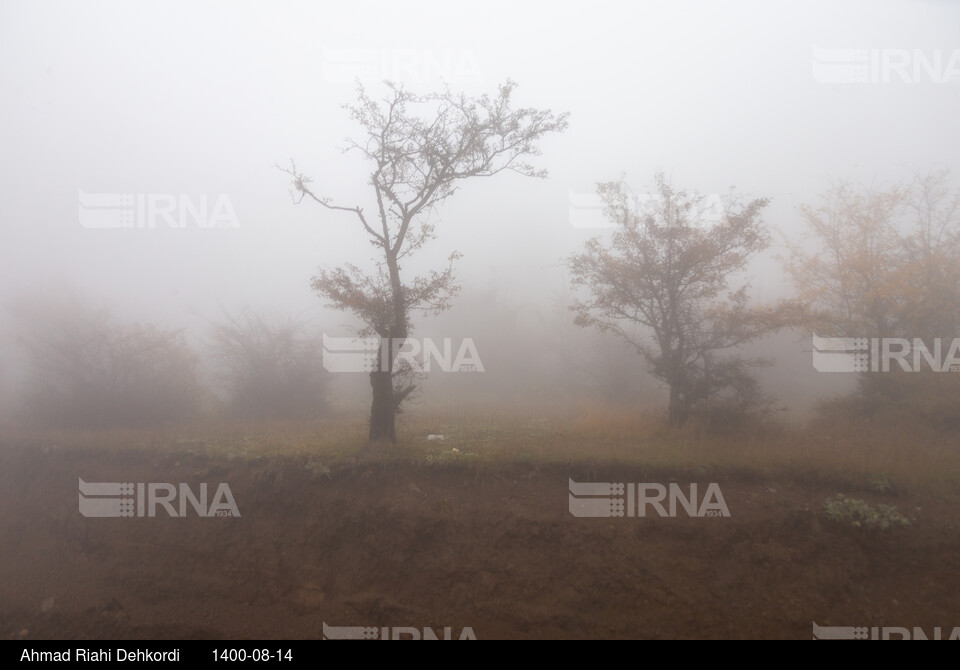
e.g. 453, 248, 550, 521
2, 401, 959, 494
823, 494, 913, 530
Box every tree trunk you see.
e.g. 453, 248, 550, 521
368, 250, 408, 444
369, 365, 396, 443
668, 385, 690, 427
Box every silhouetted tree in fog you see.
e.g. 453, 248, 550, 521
209, 311, 328, 420
786, 169, 960, 339
786, 169, 960, 426
9, 295, 198, 428
569, 173, 795, 427
280, 81, 567, 443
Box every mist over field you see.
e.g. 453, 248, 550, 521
1, 0, 957, 423
1, 0, 959, 643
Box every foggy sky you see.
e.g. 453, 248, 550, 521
1, 0, 958, 413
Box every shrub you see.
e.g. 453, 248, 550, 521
823, 494, 911, 530
10, 295, 198, 428
209, 312, 328, 420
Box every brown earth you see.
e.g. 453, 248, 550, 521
1, 444, 958, 640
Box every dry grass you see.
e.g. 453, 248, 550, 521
393, 403, 960, 491
3, 401, 959, 493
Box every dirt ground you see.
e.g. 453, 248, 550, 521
1, 444, 958, 640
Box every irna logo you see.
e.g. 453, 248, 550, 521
568, 479, 730, 518
78, 479, 240, 518
322, 335, 484, 373
322, 622, 476, 640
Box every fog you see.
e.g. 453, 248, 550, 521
1, 0, 958, 422
6, 0, 960, 645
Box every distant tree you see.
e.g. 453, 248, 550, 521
568, 173, 795, 426
785, 169, 960, 339
209, 311, 328, 420
8, 294, 198, 428
786, 169, 960, 424
280, 80, 567, 442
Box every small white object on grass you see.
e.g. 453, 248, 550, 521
427, 434, 445, 441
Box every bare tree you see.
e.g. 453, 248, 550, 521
8, 293, 198, 429
208, 311, 328, 420
280, 80, 567, 443
568, 173, 795, 426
